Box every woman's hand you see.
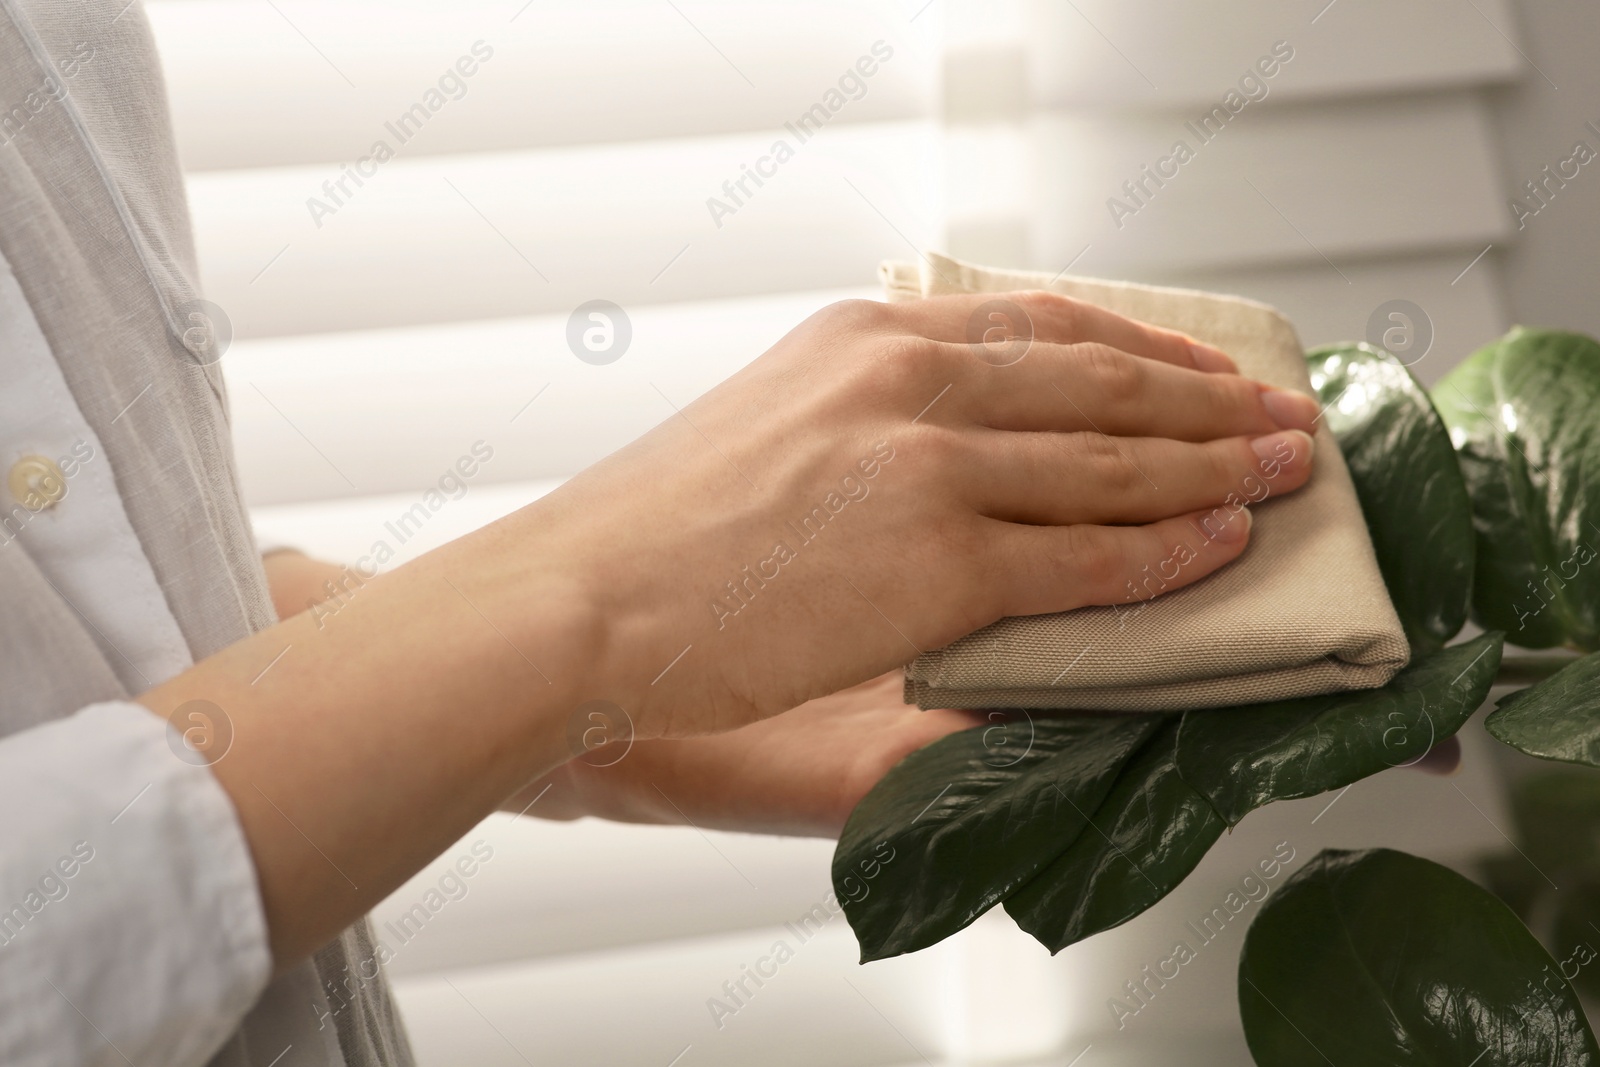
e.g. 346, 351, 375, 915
259, 548, 342, 621
491, 291, 1319, 740
141, 290, 1319, 969
506, 672, 981, 837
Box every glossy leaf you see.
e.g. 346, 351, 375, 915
1002, 721, 1224, 952
1239, 848, 1599, 1067
833, 713, 1161, 962
1307, 342, 1474, 652
1433, 329, 1600, 651
1175, 633, 1503, 825
1486, 651, 1600, 766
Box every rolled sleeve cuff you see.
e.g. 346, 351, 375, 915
0, 702, 272, 1067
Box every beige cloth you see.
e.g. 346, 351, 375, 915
885, 253, 1410, 711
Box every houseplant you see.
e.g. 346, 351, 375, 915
831, 327, 1600, 1064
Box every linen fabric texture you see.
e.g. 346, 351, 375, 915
883, 253, 1410, 711
0, 1, 412, 1063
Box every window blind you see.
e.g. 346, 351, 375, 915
152, 1, 1528, 1061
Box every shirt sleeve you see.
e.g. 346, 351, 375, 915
0, 702, 272, 1067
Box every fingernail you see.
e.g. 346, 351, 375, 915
1260, 387, 1320, 431
1208, 506, 1252, 543
1251, 428, 1315, 466
1190, 342, 1236, 373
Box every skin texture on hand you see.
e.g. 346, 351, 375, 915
260, 548, 348, 622
139, 290, 1333, 970
530, 292, 1319, 741
508, 672, 984, 838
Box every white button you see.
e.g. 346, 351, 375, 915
9, 455, 67, 511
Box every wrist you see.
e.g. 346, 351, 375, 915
419, 508, 619, 766
463, 496, 696, 745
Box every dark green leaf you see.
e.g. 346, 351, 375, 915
1433, 328, 1600, 651
834, 713, 1162, 962
1239, 848, 1599, 1067
1487, 651, 1600, 767
1307, 342, 1474, 652
1001, 637, 1498, 954
1175, 633, 1502, 825
1002, 720, 1224, 952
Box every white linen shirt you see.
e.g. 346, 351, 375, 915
0, 0, 410, 1063
0, 208, 357, 1067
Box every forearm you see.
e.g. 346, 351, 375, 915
141, 290, 1314, 973
140, 516, 600, 971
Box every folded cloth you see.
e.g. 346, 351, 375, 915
884, 252, 1410, 711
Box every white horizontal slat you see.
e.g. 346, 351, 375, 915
150, 0, 937, 172
1485, 0, 1600, 344
1027, 92, 1509, 274
391, 922, 953, 1067
1024, 0, 1523, 109
189, 123, 936, 338
226, 252, 1505, 513
371, 815, 839, 977
227, 288, 868, 508
250, 479, 558, 569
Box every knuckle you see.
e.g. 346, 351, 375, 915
1015, 289, 1077, 332
1210, 373, 1263, 424
1062, 431, 1129, 484
864, 333, 942, 392
1077, 343, 1142, 403
1061, 524, 1121, 592
1190, 437, 1238, 484
820, 298, 892, 331
1106, 454, 1141, 495
1092, 448, 1139, 494
904, 422, 966, 474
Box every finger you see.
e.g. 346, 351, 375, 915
933, 339, 1319, 437
891, 289, 1239, 373
991, 506, 1256, 618
969, 429, 1315, 526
